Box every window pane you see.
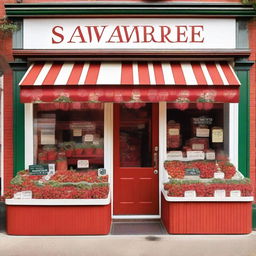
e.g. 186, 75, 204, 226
120, 104, 152, 167
34, 103, 104, 171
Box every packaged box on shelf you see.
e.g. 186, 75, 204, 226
167, 151, 183, 160
189, 137, 209, 151
196, 126, 210, 138
206, 150, 216, 160
167, 135, 181, 149
186, 151, 205, 160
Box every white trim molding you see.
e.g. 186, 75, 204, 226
0, 75, 3, 195
24, 103, 34, 168
229, 103, 239, 169
104, 103, 114, 215
6, 194, 110, 206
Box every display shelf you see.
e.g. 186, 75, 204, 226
67, 154, 103, 165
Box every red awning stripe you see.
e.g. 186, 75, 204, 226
19, 61, 240, 87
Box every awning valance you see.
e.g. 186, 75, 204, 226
19, 61, 240, 103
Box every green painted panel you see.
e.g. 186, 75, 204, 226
6, 9, 256, 17
236, 69, 250, 177
13, 70, 26, 176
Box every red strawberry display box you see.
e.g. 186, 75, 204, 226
5, 196, 111, 235
161, 191, 253, 234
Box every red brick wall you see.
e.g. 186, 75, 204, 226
248, 20, 256, 197
1, 1, 14, 191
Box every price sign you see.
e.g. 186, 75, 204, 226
185, 168, 200, 176
212, 128, 223, 143
214, 190, 226, 197
77, 160, 89, 168
230, 190, 241, 197
196, 128, 209, 137
83, 134, 94, 142
168, 128, 179, 136
192, 143, 204, 150
206, 151, 215, 160
184, 190, 196, 198
187, 151, 205, 160
29, 164, 49, 175
73, 128, 82, 137
167, 151, 183, 160
214, 172, 224, 179
21, 191, 32, 199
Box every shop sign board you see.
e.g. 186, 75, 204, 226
29, 164, 49, 175
23, 18, 236, 50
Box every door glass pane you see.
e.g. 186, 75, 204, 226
120, 103, 152, 167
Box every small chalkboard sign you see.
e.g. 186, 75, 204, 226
185, 168, 200, 176
29, 164, 49, 175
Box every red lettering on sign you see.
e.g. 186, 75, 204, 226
160, 26, 174, 43
143, 26, 160, 43
122, 26, 140, 43
52, 26, 64, 44
190, 25, 204, 43
107, 26, 124, 43
67, 26, 87, 43
176, 25, 188, 43
85, 26, 108, 43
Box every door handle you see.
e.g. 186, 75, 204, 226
154, 169, 158, 175
153, 152, 158, 169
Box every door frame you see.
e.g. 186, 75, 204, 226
112, 103, 160, 218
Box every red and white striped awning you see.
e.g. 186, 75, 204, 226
19, 61, 240, 103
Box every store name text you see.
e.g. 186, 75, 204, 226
51, 25, 205, 44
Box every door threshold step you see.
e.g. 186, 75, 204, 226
111, 220, 167, 235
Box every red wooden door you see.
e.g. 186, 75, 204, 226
114, 103, 159, 215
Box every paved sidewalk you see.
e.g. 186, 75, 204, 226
1, 231, 256, 256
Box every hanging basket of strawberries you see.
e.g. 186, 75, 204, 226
173, 97, 190, 111
196, 92, 216, 111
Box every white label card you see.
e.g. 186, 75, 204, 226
196, 128, 209, 137
214, 190, 226, 197
214, 172, 224, 179
40, 129, 55, 145
77, 160, 89, 168
212, 128, 223, 143
206, 151, 215, 160
168, 128, 179, 136
192, 143, 204, 150
187, 151, 205, 160
230, 190, 241, 197
21, 191, 33, 199
184, 190, 196, 198
83, 134, 94, 142
73, 129, 82, 137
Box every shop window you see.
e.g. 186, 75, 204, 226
166, 103, 227, 162
33, 103, 104, 171
119, 103, 152, 167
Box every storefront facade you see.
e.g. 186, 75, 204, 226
2, 1, 256, 234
